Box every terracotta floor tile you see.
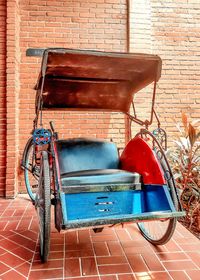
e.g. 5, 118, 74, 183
149, 243, 168, 254
186, 252, 200, 268
4, 220, 19, 230
50, 236, 65, 245
65, 249, 94, 258
164, 240, 182, 252
179, 243, 200, 252
81, 257, 98, 276
0, 269, 27, 280
1, 209, 16, 217
78, 229, 91, 243
157, 252, 189, 261
98, 264, 131, 275
50, 243, 64, 252
0, 261, 10, 275
93, 242, 110, 256
65, 277, 99, 280
0, 247, 6, 255
65, 231, 78, 244
97, 256, 127, 265
17, 218, 32, 230
31, 259, 64, 270
90, 228, 114, 236
29, 268, 63, 279
118, 275, 136, 280
127, 254, 148, 273
123, 244, 152, 255
1, 196, 200, 279
169, 271, 190, 280
64, 258, 81, 277
12, 209, 25, 217
11, 246, 34, 261
29, 218, 39, 231
18, 230, 38, 241
65, 242, 93, 252
106, 241, 124, 255
115, 229, 132, 242
185, 270, 200, 280
15, 261, 31, 278
101, 276, 117, 280
92, 234, 117, 242
163, 260, 198, 270
174, 237, 199, 244
0, 221, 8, 230
142, 252, 165, 271
148, 272, 171, 280
7, 234, 36, 251
48, 250, 64, 260
0, 252, 25, 268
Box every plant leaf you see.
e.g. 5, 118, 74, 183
188, 123, 196, 147
182, 112, 188, 135
191, 119, 200, 126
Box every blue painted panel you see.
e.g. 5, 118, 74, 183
65, 191, 145, 220
144, 185, 171, 212
63, 185, 175, 222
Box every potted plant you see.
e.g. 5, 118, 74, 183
167, 113, 200, 231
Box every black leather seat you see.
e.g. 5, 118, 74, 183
55, 138, 141, 193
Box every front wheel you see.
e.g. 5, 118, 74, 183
22, 138, 39, 202
36, 151, 51, 263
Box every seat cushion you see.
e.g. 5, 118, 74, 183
56, 138, 119, 175
61, 169, 141, 193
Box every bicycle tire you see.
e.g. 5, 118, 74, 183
137, 156, 178, 245
22, 138, 40, 202
36, 151, 51, 263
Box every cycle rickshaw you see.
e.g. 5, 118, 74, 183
22, 48, 185, 262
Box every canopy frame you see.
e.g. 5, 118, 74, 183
26, 48, 162, 130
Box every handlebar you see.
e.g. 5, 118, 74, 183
49, 121, 55, 133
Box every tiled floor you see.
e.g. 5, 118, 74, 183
0, 195, 200, 280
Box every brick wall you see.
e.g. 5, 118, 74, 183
0, 0, 6, 197
17, 0, 128, 193
1, 0, 200, 197
5, 0, 21, 198
129, 0, 200, 140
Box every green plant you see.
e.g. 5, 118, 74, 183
167, 113, 200, 230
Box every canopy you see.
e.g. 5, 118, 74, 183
34, 48, 162, 112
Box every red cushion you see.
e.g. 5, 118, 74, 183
120, 136, 166, 185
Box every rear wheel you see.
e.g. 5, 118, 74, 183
22, 138, 39, 202
36, 151, 51, 262
137, 131, 178, 245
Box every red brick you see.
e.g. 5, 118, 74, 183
64, 258, 81, 277
169, 271, 190, 280
93, 242, 110, 256
163, 260, 198, 271
98, 264, 132, 275
127, 254, 148, 273
81, 257, 98, 276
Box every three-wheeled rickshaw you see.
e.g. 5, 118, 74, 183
22, 48, 185, 262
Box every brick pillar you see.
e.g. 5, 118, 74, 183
6, 0, 20, 198
129, 0, 152, 53
0, 0, 6, 197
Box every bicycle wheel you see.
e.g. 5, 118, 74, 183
137, 156, 178, 245
22, 138, 40, 202
36, 151, 51, 263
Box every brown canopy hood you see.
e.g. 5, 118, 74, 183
34, 48, 162, 113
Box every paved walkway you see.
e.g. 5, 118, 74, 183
0, 195, 200, 279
